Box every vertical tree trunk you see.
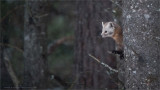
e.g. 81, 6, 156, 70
0, 1, 1, 88
74, 1, 118, 89
23, 1, 48, 89
0, 2, 14, 89
123, 0, 160, 89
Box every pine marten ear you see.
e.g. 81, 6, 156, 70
102, 22, 104, 27
110, 22, 113, 28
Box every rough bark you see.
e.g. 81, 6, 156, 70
23, 1, 48, 89
74, 0, 118, 89
123, 0, 160, 89
0, 1, 1, 88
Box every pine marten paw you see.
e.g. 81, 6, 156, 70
120, 53, 124, 59
112, 50, 122, 54
112, 50, 124, 59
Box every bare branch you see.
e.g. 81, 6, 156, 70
4, 55, 19, 90
0, 43, 23, 53
88, 54, 118, 73
0, 5, 24, 23
47, 36, 73, 55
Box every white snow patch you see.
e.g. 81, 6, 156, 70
142, 24, 145, 26
131, 51, 135, 55
128, 68, 131, 70
112, 10, 116, 13
50, 75, 54, 80
148, 72, 151, 74
128, 28, 130, 32
135, 5, 138, 8
127, 15, 131, 19
132, 39, 136, 42
132, 9, 136, 12
133, 71, 136, 74
157, 9, 160, 11
156, 37, 160, 40
143, 37, 145, 40
144, 14, 150, 21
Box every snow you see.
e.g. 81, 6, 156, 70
132, 39, 136, 42
133, 71, 136, 74
148, 72, 151, 74
127, 15, 131, 19
157, 9, 160, 11
132, 9, 136, 12
143, 37, 145, 40
144, 14, 150, 21
156, 37, 160, 40
112, 10, 116, 13
50, 75, 54, 80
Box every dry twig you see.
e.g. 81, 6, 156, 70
4, 56, 19, 90
47, 36, 73, 55
88, 54, 118, 73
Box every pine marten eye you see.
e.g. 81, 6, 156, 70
105, 31, 107, 33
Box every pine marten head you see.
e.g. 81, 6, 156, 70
101, 22, 122, 39
101, 21, 123, 47
101, 22, 115, 38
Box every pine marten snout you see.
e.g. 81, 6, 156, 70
101, 22, 124, 59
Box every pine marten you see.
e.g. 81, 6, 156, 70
101, 22, 124, 59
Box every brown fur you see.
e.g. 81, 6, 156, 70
112, 22, 123, 50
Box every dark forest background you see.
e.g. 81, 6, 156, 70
1, 0, 160, 90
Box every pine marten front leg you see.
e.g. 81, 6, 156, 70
101, 22, 124, 59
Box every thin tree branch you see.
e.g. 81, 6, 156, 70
0, 43, 23, 53
0, 5, 24, 23
47, 72, 69, 88
47, 36, 73, 55
4, 55, 19, 90
88, 54, 118, 73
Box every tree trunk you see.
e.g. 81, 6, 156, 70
123, 0, 160, 89
0, 1, 15, 88
74, 1, 118, 89
23, 1, 48, 89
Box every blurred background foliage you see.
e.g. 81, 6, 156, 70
47, 15, 74, 82
1, 0, 75, 88
1, 0, 122, 89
